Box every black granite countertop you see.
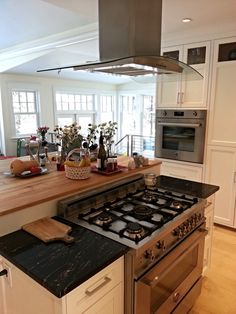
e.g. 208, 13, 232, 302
0, 217, 128, 298
156, 175, 219, 198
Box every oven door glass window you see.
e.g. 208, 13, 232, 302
162, 126, 195, 152
150, 245, 198, 312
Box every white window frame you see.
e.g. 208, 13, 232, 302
9, 85, 40, 138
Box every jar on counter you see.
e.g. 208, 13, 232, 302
144, 173, 157, 188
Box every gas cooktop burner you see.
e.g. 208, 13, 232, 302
98, 212, 113, 223
124, 222, 146, 241
126, 222, 143, 234
170, 200, 184, 210
133, 205, 153, 219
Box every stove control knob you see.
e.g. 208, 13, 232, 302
172, 228, 179, 237
145, 250, 155, 262
156, 240, 166, 251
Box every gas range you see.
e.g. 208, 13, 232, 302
58, 174, 207, 314
58, 174, 206, 251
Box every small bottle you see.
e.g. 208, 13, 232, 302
97, 131, 106, 170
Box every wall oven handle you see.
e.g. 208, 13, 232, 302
157, 122, 201, 128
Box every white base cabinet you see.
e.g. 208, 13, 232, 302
203, 196, 215, 276
160, 160, 203, 182
0, 256, 124, 314
205, 146, 236, 227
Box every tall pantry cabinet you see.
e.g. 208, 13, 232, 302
205, 37, 236, 227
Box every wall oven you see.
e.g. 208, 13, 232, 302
155, 110, 207, 163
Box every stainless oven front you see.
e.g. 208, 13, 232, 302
134, 225, 207, 314
155, 110, 207, 163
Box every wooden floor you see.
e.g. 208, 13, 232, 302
190, 225, 236, 314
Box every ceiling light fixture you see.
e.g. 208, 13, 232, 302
182, 18, 192, 23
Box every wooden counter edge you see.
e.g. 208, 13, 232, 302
0, 159, 162, 217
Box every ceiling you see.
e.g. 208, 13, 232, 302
1, 0, 236, 84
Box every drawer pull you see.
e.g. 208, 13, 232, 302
85, 276, 111, 296
0, 269, 8, 277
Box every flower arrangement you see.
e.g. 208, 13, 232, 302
37, 126, 49, 138
54, 123, 83, 164
37, 126, 49, 146
98, 121, 118, 157
83, 124, 99, 151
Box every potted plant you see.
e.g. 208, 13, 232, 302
37, 126, 49, 146
54, 123, 83, 168
82, 124, 99, 161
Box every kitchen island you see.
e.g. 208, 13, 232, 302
0, 156, 219, 314
0, 156, 162, 236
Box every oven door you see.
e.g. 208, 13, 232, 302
155, 120, 205, 163
135, 226, 207, 314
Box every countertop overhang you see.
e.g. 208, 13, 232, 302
0, 157, 162, 217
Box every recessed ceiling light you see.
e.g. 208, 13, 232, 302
182, 18, 192, 23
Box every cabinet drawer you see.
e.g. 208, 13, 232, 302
66, 257, 124, 313
160, 161, 203, 182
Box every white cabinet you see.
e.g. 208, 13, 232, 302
203, 196, 215, 276
160, 160, 203, 182
157, 41, 210, 109
66, 256, 124, 314
0, 256, 124, 314
205, 37, 236, 228
208, 37, 236, 147
0, 256, 7, 314
205, 145, 236, 227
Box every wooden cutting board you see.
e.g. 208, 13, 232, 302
22, 217, 74, 243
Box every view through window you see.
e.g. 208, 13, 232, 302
12, 90, 39, 136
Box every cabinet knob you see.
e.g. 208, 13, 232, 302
0, 269, 8, 277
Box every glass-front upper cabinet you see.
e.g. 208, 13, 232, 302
218, 41, 236, 62
157, 41, 210, 109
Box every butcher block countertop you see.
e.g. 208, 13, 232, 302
0, 156, 161, 217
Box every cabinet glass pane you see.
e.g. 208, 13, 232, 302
218, 42, 236, 62
187, 47, 206, 65
163, 50, 179, 60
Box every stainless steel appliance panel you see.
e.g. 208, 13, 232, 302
135, 226, 206, 314
155, 110, 207, 163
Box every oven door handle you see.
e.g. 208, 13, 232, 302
158, 122, 201, 128
140, 228, 207, 288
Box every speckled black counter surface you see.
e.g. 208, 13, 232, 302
0, 218, 128, 298
156, 175, 219, 198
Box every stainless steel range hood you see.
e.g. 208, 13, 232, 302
38, 0, 203, 81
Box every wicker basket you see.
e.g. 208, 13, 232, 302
65, 149, 90, 180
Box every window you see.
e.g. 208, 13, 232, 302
55, 92, 96, 135
12, 90, 39, 136
120, 95, 137, 136
100, 95, 114, 122
142, 95, 155, 136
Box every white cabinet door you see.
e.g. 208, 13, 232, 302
203, 196, 215, 276
0, 257, 62, 314
181, 42, 210, 108
205, 146, 236, 227
83, 283, 123, 314
0, 257, 7, 314
160, 160, 203, 182
157, 42, 210, 109
208, 61, 236, 146
157, 46, 183, 108
66, 257, 124, 314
